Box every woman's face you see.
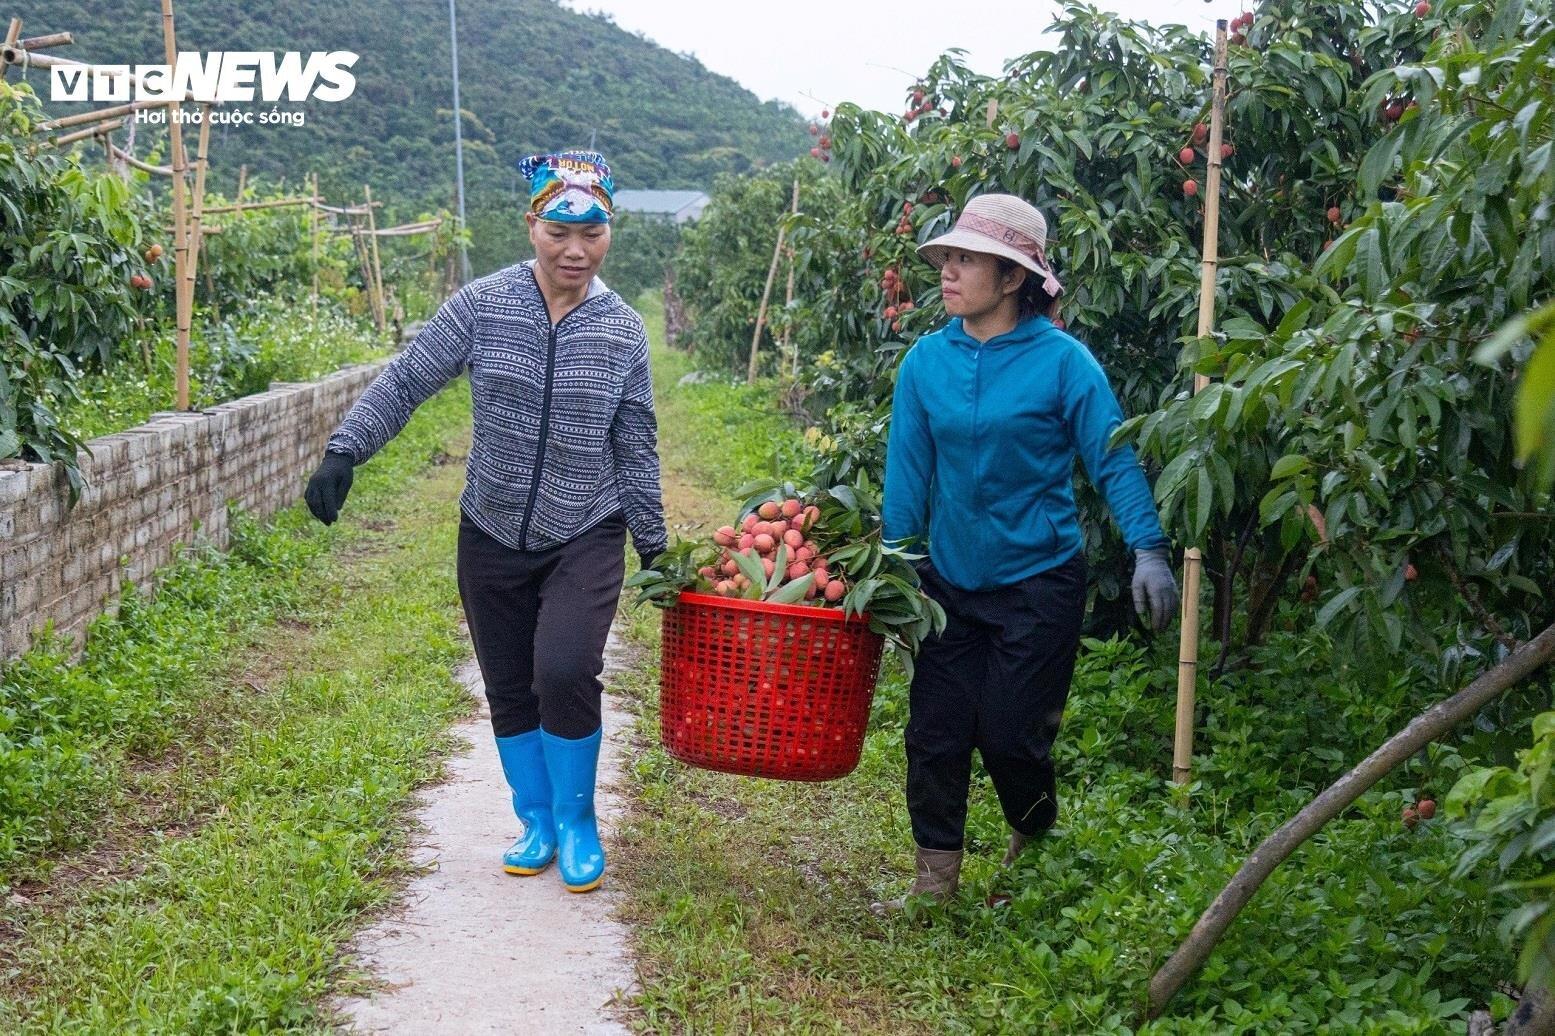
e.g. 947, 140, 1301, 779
939, 248, 1022, 319
526, 214, 611, 292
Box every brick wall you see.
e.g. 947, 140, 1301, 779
0, 359, 394, 661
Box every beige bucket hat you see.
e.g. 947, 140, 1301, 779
916, 193, 1063, 297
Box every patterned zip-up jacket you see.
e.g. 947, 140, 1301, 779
326, 261, 667, 558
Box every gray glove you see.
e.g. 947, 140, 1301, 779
1131, 547, 1180, 632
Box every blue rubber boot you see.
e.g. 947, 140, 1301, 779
540, 727, 605, 892
494, 730, 556, 875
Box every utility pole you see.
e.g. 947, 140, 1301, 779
448, 0, 470, 283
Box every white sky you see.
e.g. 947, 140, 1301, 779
559, 0, 1233, 118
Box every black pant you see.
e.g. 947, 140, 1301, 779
905, 553, 1087, 852
456, 509, 626, 740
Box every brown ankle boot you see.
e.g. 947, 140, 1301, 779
869, 844, 963, 915
1002, 830, 1031, 868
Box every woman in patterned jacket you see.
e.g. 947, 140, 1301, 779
304, 150, 667, 894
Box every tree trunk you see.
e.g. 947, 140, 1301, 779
1145, 621, 1555, 1021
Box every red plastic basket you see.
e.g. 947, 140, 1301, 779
659, 591, 886, 781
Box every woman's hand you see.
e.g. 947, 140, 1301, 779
305, 450, 355, 525
1131, 547, 1180, 632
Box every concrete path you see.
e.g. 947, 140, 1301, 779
337, 629, 637, 1034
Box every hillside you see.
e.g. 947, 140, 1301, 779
18, 0, 808, 274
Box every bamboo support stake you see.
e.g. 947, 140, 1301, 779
183, 104, 212, 317
310, 173, 320, 324
315, 200, 380, 215
1173, 20, 1230, 787
347, 212, 377, 331
17, 31, 73, 51
109, 143, 172, 176
747, 187, 794, 383
199, 197, 314, 215
0, 19, 22, 81
37, 99, 169, 132
160, 0, 191, 410
42, 118, 124, 148
363, 184, 386, 335
780, 179, 800, 377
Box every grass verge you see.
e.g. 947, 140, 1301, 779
0, 378, 476, 1032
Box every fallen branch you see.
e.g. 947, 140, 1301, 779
1145, 620, 1555, 1020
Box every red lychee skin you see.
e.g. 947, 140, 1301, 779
787, 562, 809, 581
781, 499, 802, 519
1179, 147, 1196, 165
754, 533, 776, 553
823, 579, 846, 602
784, 529, 804, 549
1417, 799, 1436, 819
743, 513, 759, 533
758, 501, 781, 520
714, 526, 736, 547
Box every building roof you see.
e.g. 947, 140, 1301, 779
613, 189, 710, 222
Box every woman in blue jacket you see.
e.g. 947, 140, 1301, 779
874, 193, 1179, 911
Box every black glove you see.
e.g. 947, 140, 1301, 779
305, 449, 355, 525
637, 548, 664, 573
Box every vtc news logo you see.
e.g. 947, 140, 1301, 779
50, 51, 359, 103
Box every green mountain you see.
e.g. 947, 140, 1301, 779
18, 0, 809, 274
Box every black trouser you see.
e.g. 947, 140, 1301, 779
906, 552, 1087, 852
456, 509, 626, 740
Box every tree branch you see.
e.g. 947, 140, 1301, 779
1145, 621, 1555, 1021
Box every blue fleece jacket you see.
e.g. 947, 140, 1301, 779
882, 314, 1168, 592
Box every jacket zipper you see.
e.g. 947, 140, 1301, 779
971, 345, 982, 515
517, 286, 595, 550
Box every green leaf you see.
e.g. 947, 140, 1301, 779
1315, 586, 1363, 628
1270, 454, 1311, 481
767, 572, 814, 604
766, 544, 789, 594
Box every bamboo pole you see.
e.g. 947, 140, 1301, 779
17, 31, 74, 51
363, 184, 386, 335
747, 191, 792, 383
199, 197, 314, 215
161, 0, 191, 411
1172, 20, 1230, 787
183, 104, 212, 318
315, 200, 381, 215
37, 99, 169, 132
780, 178, 800, 377
41, 118, 124, 148
109, 143, 172, 176
347, 210, 377, 331
310, 173, 320, 324
0, 19, 22, 81
330, 220, 442, 236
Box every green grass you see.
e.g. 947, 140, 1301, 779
0, 377, 476, 1031
612, 306, 1518, 1033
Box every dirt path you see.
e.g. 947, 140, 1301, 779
336, 628, 638, 1034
